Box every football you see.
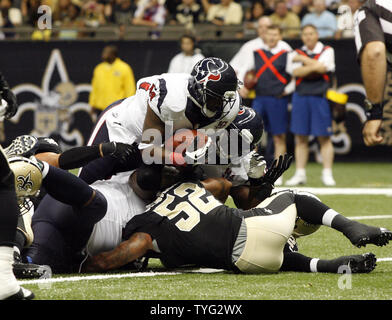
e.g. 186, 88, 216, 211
243, 70, 258, 90
165, 129, 210, 155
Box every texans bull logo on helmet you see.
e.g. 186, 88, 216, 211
193, 58, 229, 85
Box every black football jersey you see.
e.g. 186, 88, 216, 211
122, 181, 244, 270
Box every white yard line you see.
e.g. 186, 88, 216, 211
349, 215, 392, 220
377, 258, 392, 262
18, 271, 181, 285
275, 187, 392, 195
18, 268, 225, 285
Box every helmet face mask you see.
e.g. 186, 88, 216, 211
190, 57, 239, 120
216, 106, 264, 160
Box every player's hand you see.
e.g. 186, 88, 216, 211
362, 119, 384, 146
101, 141, 140, 164
246, 151, 267, 179
262, 154, 293, 186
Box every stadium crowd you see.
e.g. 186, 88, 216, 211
0, 0, 362, 39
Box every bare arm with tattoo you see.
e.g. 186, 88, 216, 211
82, 232, 153, 273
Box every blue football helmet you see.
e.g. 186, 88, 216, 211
217, 106, 264, 160
188, 57, 239, 120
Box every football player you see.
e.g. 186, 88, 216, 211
193, 108, 379, 274
78, 57, 241, 187
0, 73, 34, 300
82, 178, 391, 274
1, 136, 144, 274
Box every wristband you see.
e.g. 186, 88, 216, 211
364, 99, 384, 120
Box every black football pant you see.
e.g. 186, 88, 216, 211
25, 190, 107, 273
24, 165, 108, 273
0, 147, 19, 248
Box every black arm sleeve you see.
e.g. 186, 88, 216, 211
58, 145, 103, 170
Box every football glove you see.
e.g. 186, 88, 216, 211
250, 153, 293, 187
101, 141, 140, 165
263, 154, 293, 185
246, 151, 267, 179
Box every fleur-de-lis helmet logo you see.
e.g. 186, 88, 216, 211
16, 172, 34, 193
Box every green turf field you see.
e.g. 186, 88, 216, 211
22, 163, 392, 300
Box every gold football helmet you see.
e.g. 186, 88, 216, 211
292, 217, 321, 238
8, 156, 43, 198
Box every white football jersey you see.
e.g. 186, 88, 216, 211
85, 171, 147, 256
88, 73, 240, 148
200, 152, 252, 187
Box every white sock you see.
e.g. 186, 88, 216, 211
296, 169, 306, 177
322, 209, 339, 227
322, 168, 333, 177
310, 258, 319, 273
41, 160, 50, 179
0, 246, 20, 300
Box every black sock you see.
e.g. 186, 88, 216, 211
295, 193, 354, 232
13, 230, 26, 254
280, 252, 312, 272
316, 257, 352, 273
42, 165, 94, 207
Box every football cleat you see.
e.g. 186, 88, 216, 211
35, 137, 62, 154
4, 135, 38, 158
339, 253, 377, 273
4, 287, 34, 300
13, 262, 52, 279
344, 222, 392, 248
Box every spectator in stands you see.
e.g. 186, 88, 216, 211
132, 0, 166, 27
301, 0, 337, 38
285, 24, 336, 186
0, 0, 22, 38
57, 2, 84, 39
335, 0, 361, 39
112, 0, 136, 25
53, 0, 72, 26
168, 34, 204, 73
201, 0, 243, 25
81, 0, 106, 27
263, 0, 276, 16
89, 45, 136, 119
165, 0, 181, 22
269, 0, 301, 38
170, 0, 204, 29
243, 1, 264, 32
290, 0, 312, 20
21, 0, 40, 26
